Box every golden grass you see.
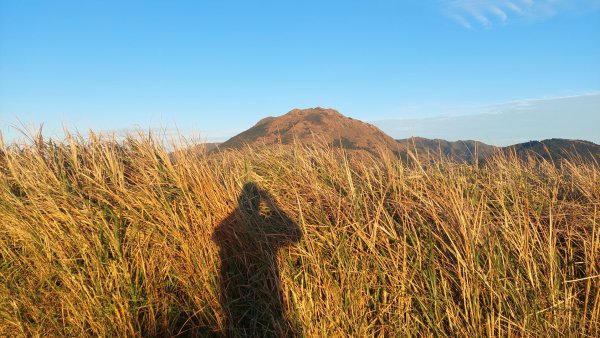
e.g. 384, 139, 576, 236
0, 132, 598, 337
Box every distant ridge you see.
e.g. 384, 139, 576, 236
218, 107, 400, 152
499, 139, 600, 164
396, 137, 498, 163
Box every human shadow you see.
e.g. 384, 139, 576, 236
213, 183, 302, 337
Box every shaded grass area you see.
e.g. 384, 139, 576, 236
0, 132, 598, 337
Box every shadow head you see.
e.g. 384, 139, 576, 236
237, 182, 302, 246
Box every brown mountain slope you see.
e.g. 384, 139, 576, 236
218, 107, 400, 152
396, 137, 498, 163
499, 139, 600, 164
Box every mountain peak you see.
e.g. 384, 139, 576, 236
219, 108, 398, 151
286, 107, 342, 116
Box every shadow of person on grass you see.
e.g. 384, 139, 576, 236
213, 183, 302, 337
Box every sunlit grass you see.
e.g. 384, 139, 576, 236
0, 131, 598, 337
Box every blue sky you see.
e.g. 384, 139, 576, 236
1, 0, 599, 144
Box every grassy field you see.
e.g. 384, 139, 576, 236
0, 132, 598, 337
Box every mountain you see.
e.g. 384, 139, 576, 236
499, 139, 600, 164
218, 107, 400, 152
396, 137, 498, 163
211, 108, 599, 165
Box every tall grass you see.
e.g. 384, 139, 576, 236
0, 132, 598, 337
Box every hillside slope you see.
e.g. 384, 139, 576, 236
218, 107, 400, 152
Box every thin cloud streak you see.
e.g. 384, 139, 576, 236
491, 7, 508, 21
449, 13, 474, 28
443, 0, 600, 28
373, 93, 600, 146
506, 2, 524, 14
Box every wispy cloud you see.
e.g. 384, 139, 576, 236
443, 0, 600, 28
372, 93, 600, 146
448, 13, 473, 28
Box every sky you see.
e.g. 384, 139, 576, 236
375, 93, 600, 145
1, 0, 599, 145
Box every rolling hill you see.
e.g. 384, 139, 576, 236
499, 138, 600, 164
217, 107, 400, 152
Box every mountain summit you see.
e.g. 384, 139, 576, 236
219, 107, 399, 151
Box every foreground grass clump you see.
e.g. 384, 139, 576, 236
0, 133, 598, 337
